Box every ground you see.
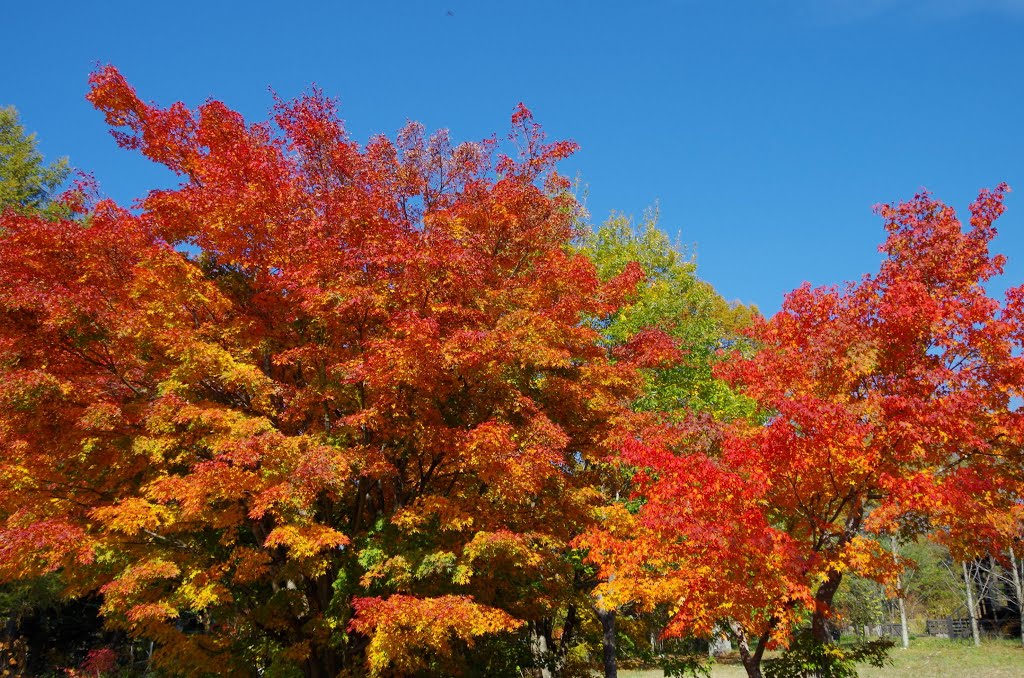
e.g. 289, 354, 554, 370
618, 637, 1024, 678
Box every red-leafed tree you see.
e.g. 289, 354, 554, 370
581, 187, 1024, 678
0, 67, 662, 676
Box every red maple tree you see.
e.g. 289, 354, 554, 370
581, 186, 1024, 678
0, 67, 664, 676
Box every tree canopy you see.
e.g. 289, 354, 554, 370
0, 68, 1021, 678
579, 187, 1024, 678
0, 66, 679, 677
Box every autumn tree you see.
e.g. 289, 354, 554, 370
581, 187, 1024, 678
0, 106, 111, 675
0, 67, 664, 676
574, 210, 758, 677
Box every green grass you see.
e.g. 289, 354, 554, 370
617, 637, 1024, 678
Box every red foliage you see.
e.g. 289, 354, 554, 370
0, 66, 650, 674
581, 187, 1024, 656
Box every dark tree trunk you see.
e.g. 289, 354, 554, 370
596, 607, 618, 678
558, 603, 579, 666
730, 621, 769, 678
302, 570, 352, 678
811, 568, 844, 644
306, 644, 341, 678
23, 613, 46, 676
811, 507, 865, 644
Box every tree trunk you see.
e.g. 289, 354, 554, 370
303, 574, 343, 677
530, 621, 554, 678
892, 537, 909, 649
811, 512, 864, 644
1009, 547, 1024, 649
729, 621, 768, 678
306, 644, 342, 678
896, 585, 910, 649
558, 603, 579, 666
596, 607, 618, 678
811, 569, 844, 643
962, 561, 981, 648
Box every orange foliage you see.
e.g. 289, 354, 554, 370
581, 187, 1024, 655
0, 66, 656, 674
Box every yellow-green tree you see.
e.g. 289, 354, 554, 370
580, 209, 757, 420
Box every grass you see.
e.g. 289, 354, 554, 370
617, 636, 1024, 678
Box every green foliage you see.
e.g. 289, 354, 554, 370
763, 632, 894, 678
0, 572, 63, 622
578, 209, 759, 673
834, 575, 886, 635
578, 209, 758, 420
460, 630, 536, 677
264, 654, 307, 678
661, 652, 712, 677
0, 106, 69, 218
900, 541, 964, 619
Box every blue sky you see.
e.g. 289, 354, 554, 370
4, 0, 1022, 313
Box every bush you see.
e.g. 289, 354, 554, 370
762, 632, 894, 678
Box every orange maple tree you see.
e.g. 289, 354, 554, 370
580, 187, 1024, 678
0, 67, 665, 676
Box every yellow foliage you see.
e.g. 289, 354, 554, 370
90, 498, 173, 536
264, 524, 349, 559
349, 595, 523, 676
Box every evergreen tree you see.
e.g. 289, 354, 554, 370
0, 106, 69, 217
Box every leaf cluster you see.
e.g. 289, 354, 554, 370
762, 633, 894, 678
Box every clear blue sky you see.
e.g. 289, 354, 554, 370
4, 0, 1023, 313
